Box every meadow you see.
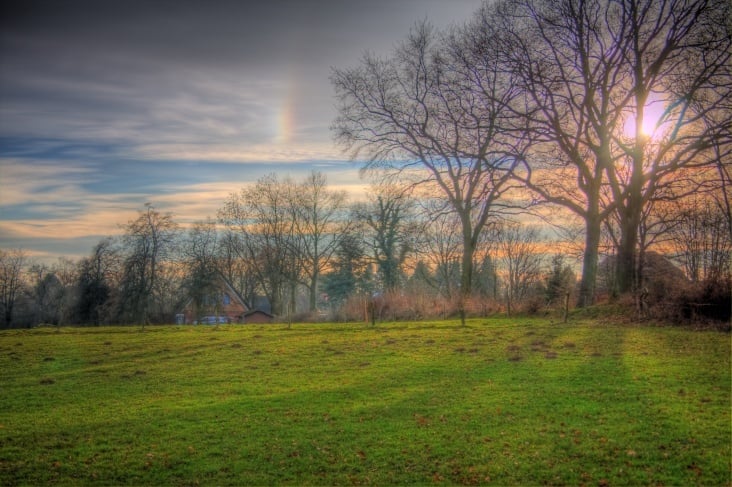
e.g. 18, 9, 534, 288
0, 317, 729, 486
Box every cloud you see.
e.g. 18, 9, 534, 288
0, 155, 366, 238
0, 161, 93, 207
152, 163, 368, 223
1, 0, 483, 160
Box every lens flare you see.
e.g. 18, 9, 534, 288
623, 93, 668, 140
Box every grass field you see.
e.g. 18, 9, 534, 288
1, 317, 729, 486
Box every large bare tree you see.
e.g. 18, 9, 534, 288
491, 0, 731, 304
332, 21, 524, 301
606, 0, 731, 295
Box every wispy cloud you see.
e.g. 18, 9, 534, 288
0, 156, 365, 244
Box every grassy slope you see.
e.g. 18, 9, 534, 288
0, 318, 729, 486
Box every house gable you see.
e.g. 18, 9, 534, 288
179, 274, 249, 324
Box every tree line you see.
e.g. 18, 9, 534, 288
0, 173, 550, 327
1, 164, 730, 328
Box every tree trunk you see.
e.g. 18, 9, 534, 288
309, 266, 319, 312
289, 281, 297, 317
269, 288, 282, 317
578, 215, 602, 308
616, 143, 645, 295
616, 213, 640, 296
460, 239, 474, 298
459, 230, 475, 326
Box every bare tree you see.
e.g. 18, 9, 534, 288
151, 261, 184, 324
418, 201, 464, 299
119, 204, 178, 325
496, 223, 544, 315
491, 0, 731, 304
76, 237, 121, 325
53, 257, 79, 325
217, 230, 258, 309
0, 248, 27, 328
219, 174, 298, 316
293, 171, 351, 312
606, 0, 731, 295
181, 219, 223, 320
354, 183, 418, 292
667, 194, 731, 284
710, 130, 732, 242
28, 263, 64, 326
333, 20, 524, 302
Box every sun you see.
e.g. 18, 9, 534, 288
623, 93, 668, 140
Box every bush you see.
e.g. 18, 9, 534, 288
656, 279, 731, 328
327, 292, 504, 323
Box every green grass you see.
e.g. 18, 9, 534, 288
1, 318, 729, 486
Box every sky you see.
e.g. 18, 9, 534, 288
0, 0, 484, 263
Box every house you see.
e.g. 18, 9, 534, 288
176, 275, 275, 325
177, 276, 249, 324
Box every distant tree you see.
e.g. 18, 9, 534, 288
709, 140, 732, 244
28, 264, 65, 326
293, 171, 352, 312
544, 254, 576, 306
354, 184, 417, 292
407, 260, 436, 297
0, 248, 27, 328
496, 223, 544, 315
118, 204, 178, 325
322, 231, 370, 307
418, 203, 464, 299
473, 253, 499, 301
217, 230, 258, 309
219, 174, 298, 316
181, 219, 223, 321
151, 261, 184, 323
77, 238, 121, 326
52, 257, 79, 325
667, 194, 731, 285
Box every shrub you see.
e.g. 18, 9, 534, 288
656, 279, 731, 328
